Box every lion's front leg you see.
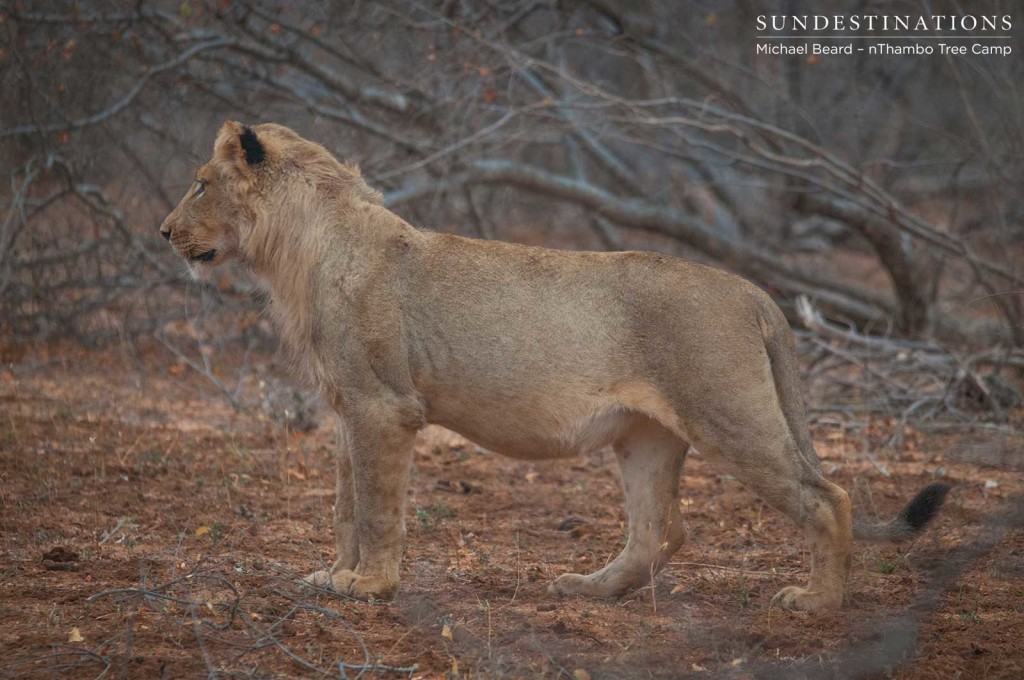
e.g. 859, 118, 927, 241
304, 429, 358, 587
313, 396, 420, 600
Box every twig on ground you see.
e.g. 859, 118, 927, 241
670, 562, 794, 577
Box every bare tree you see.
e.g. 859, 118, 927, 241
2, 0, 1021, 351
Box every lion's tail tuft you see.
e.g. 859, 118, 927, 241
853, 483, 951, 542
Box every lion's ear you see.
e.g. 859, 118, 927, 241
214, 121, 267, 175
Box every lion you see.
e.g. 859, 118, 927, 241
159, 122, 949, 611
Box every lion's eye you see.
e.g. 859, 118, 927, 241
193, 180, 206, 198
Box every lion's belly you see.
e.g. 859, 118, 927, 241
425, 394, 637, 460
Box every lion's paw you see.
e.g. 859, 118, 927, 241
770, 585, 841, 611
549, 573, 591, 597
328, 569, 398, 601
548, 572, 622, 598
302, 570, 334, 589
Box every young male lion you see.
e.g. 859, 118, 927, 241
159, 122, 948, 611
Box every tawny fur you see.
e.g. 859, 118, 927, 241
159, 122, 948, 611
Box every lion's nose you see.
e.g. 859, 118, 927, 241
160, 226, 172, 241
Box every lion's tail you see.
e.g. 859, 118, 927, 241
757, 295, 818, 465
757, 294, 950, 543
851, 483, 951, 542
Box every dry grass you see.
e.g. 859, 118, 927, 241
1, 341, 1022, 679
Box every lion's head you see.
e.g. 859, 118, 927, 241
159, 121, 263, 276
159, 121, 382, 278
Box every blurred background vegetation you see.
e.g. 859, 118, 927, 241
2, 0, 1022, 427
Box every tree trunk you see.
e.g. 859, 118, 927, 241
796, 194, 934, 338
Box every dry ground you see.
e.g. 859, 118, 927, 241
1, 341, 1022, 679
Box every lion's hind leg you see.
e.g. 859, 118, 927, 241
691, 412, 853, 612
550, 416, 688, 598
768, 476, 852, 611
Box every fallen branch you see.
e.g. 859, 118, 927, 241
794, 295, 1021, 439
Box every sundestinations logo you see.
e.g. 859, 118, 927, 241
755, 14, 1014, 57
757, 14, 1013, 32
